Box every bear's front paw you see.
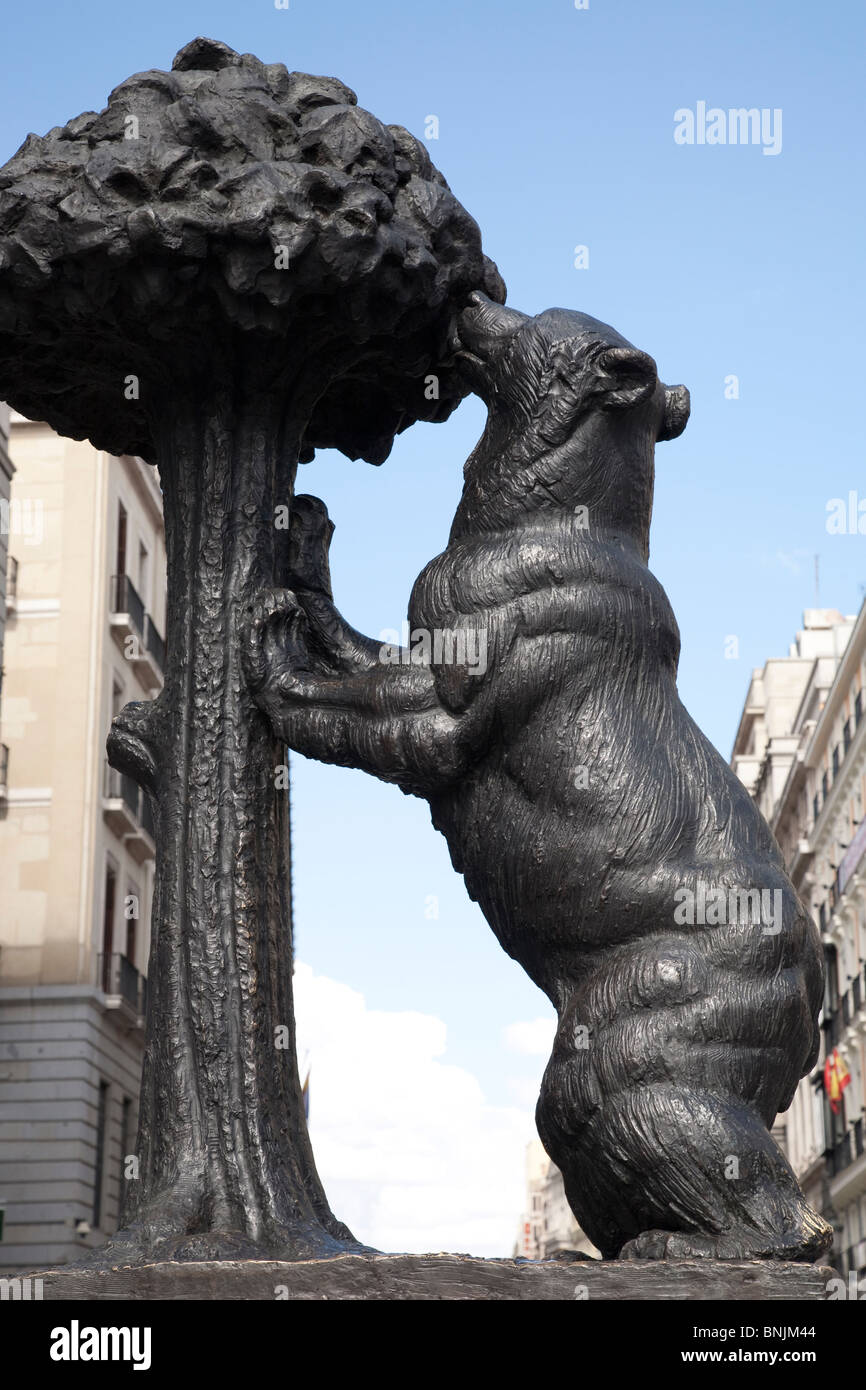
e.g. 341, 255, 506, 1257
243, 587, 309, 697
288, 494, 335, 598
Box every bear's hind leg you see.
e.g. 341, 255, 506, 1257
540, 1071, 832, 1262
608, 1085, 832, 1262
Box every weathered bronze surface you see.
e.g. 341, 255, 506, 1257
0, 37, 502, 1265
248, 295, 831, 1263
0, 35, 829, 1270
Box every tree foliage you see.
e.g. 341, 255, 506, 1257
0, 37, 504, 463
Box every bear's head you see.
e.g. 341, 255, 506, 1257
449, 291, 690, 549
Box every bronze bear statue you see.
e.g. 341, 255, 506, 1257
244, 291, 832, 1262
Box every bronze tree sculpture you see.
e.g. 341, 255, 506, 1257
0, 37, 503, 1264
246, 294, 833, 1262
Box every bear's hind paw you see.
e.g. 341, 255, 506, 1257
619, 1219, 832, 1263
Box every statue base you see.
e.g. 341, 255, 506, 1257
30, 1254, 836, 1300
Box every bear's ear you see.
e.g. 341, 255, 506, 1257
594, 346, 658, 410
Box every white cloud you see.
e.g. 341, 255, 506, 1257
293, 962, 536, 1256
502, 1016, 557, 1056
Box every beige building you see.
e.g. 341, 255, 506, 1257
732, 605, 866, 1279
0, 415, 166, 1273
515, 1137, 598, 1260
0, 402, 13, 756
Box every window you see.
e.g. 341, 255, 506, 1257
118, 1096, 133, 1223
125, 880, 139, 966
101, 862, 117, 993
116, 503, 127, 578
92, 1080, 109, 1228
825, 1086, 847, 1147
824, 945, 839, 1014
138, 541, 149, 607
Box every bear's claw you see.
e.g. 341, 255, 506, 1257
243, 587, 306, 695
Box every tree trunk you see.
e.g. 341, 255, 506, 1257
102, 387, 358, 1263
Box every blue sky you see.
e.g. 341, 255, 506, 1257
3, 0, 863, 1252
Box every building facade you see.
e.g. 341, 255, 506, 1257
732, 605, 866, 1279
0, 415, 166, 1273
515, 1137, 599, 1260
0, 402, 13, 774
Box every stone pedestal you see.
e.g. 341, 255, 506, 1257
30, 1254, 836, 1301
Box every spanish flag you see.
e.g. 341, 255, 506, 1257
824, 1048, 851, 1115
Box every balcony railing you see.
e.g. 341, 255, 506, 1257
102, 759, 155, 862
822, 959, 866, 1051
111, 573, 145, 636
110, 575, 164, 683
823, 1008, 842, 1047
104, 760, 139, 818
827, 1122, 865, 1180
98, 951, 147, 1017
7, 555, 17, 602
828, 1132, 852, 1176
144, 614, 165, 673
0, 742, 8, 790
842, 989, 852, 1027
836, 817, 866, 902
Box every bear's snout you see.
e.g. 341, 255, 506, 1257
456, 291, 528, 362
659, 383, 690, 441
